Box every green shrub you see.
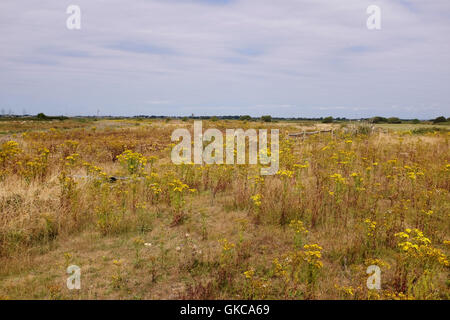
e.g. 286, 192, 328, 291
387, 117, 401, 124
322, 116, 333, 123
261, 115, 272, 122
432, 116, 447, 124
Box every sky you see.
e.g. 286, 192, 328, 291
0, 0, 449, 118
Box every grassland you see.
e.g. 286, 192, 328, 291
0, 119, 449, 300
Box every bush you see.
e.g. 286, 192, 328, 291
239, 115, 252, 121
387, 117, 401, 124
432, 116, 447, 124
322, 116, 333, 123
36, 113, 48, 120
370, 116, 387, 124
261, 115, 272, 122
34, 113, 68, 121
412, 127, 449, 135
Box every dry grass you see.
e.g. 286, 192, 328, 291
0, 119, 448, 300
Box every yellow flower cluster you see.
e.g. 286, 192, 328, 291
251, 194, 262, 207
288, 219, 309, 235
219, 238, 235, 252
334, 284, 354, 297
395, 228, 449, 267
330, 173, 346, 184
364, 218, 377, 237
248, 175, 264, 186
20, 147, 50, 180
384, 291, 414, 300
421, 209, 433, 216
303, 244, 323, 269
65, 153, 80, 167
271, 243, 324, 287
83, 161, 108, 180
149, 183, 162, 196
272, 258, 287, 278
117, 150, 147, 175
0, 141, 21, 163
243, 269, 255, 279
276, 169, 294, 178
404, 165, 425, 180
293, 161, 309, 169
365, 258, 390, 269
168, 178, 195, 193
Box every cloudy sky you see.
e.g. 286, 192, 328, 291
0, 0, 449, 118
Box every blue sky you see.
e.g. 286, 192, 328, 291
0, 0, 449, 118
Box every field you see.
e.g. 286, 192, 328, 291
0, 119, 449, 300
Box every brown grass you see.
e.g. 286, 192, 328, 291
0, 119, 448, 300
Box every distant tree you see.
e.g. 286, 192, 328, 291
181, 117, 188, 122
371, 116, 387, 123
210, 116, 218, 122
387, 117, 401, 124
411, 119, 420, 124
261, 115, 272, 122
433, 116, 447, 124
36, 113, 48, 120
322, 116, 333, 123
239, 115, 252, 121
